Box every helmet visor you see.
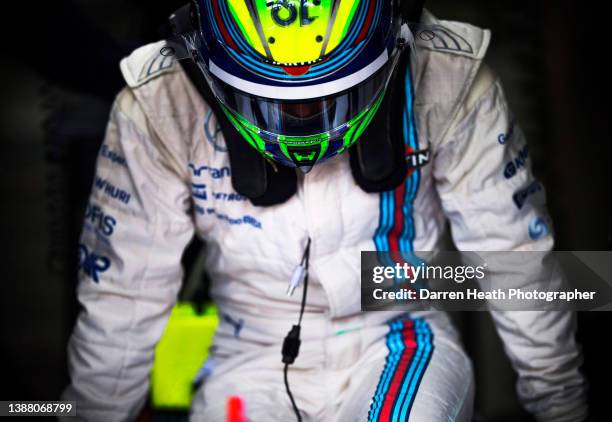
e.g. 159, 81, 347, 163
206, 55, 396, 142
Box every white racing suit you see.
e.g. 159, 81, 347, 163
63, 12, 587, 422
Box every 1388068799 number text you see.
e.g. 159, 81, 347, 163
0, 401, 76, 417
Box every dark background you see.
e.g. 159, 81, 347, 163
0, 0, 609, 421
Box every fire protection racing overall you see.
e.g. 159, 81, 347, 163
63, 12, 587, 422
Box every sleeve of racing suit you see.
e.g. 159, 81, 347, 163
61, 88, 194, 421
433, 65, 588, 422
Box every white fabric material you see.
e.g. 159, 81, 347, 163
191, 312, 474, 421
62, 13, 587, 422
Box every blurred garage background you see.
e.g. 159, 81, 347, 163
0, 0, 609, 420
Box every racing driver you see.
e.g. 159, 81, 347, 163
62, 0, 587, 420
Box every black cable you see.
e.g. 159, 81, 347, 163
282, 237, 311, 422
284, 363, 302, 422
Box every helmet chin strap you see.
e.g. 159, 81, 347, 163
347, 47, 411, 192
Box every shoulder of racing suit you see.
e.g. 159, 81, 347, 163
117, 12, 494, 156
417, 9, 491, 59
119, 39, 209, 120
411, 10, 495, 150
118, 40, 210, 180
120, 41, 180, 88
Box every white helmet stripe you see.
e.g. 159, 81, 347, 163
209, 49, 390, 100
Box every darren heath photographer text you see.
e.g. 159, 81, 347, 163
372, 287, 595, 302
370, 263, 596, 302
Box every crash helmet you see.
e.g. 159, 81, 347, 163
189, 0, 413, 169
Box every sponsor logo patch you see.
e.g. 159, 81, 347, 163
513, 181, 542, 209
222, 313, 244, 338
100, 144, 127, 167
189, 163, 231, 179
529, 217, 549, 240
212, 192, 247, 201
204, 111, 226, 152
194, 206, 262, 229
191, 184, 247, 203
83, 203, 117, 237
406, 148, 431, 170
94, 177, 131, 205
503, 144, 529, 179
192, 183, 208, 200
498, 119, 516, 144
79, 243, 111, 283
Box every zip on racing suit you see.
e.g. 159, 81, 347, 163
62, 11, 587, 422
